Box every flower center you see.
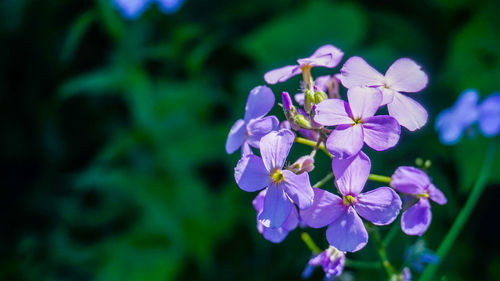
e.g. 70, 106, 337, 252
416, 193, 429, 199
353, 118, 363, 125
343, 195, 357, 206
271, 169, 285, 183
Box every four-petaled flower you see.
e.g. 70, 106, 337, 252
264, 45, 344, 84
339, 57, 428, 131
301, 152, 401, 252
314, 86, 401, 159
391, 167, 447, 236
304, 246, 346, 279
226, 86, 279, 154
235, 129, 314, 228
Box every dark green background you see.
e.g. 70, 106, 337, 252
2, 0, 500, 280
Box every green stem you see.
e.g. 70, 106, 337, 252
301, 232, 322, 254
418, 142, 496, 281
383, 220, 400, 247
313, 173, 334, 188
372, 227, 397, 278
346, 259, 381, 270
295, 137, 332, 158
368, 174, 392, 184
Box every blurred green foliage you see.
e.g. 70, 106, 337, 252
1, 0, 500, 280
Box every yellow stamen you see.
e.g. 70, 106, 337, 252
343, 195, 357, 206
271, 169, 285, 183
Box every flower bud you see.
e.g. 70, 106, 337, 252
282, 91, 293, 111
288, 155, 315, 174
314, 90, 328, 104
294, 114, 312, 129
304, 89, 315, 114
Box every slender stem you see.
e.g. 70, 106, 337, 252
418, 142, 496, 281
301, 232, 322, 254
383, 220, 400, 247
371, 226, 397, 278
346, 259, 381, 270
295, 137, 331, 158
368, 174, 392, 184
313, 173, 334, 188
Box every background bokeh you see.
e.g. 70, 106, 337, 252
2, 0, 500, 280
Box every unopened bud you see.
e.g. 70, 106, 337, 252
282, 91, 293, 111
314, 90, 328, 104
288, 155, 315, 174
415, 158, 424, 167
424, 160, 432, 169
294, 114, 312, 129
304, 89, 315, 113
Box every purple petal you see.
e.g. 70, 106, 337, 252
244, 86, 275, 122
246, 116, 279, 148
326, 207, 368, 252
354, 187, 402, 225
427, 184, 447, 205
252, 189, 266, 213
314, 99, 354, 126
156, 0, 183, 13
294, 93, 305, 106
332, 151, 371, 196
479, 93, 500, 136
262, 227, 289, 243
388, 92, 428, 131
280, 170, 314, 209
362, 115, 401, 151
300, 188, 345, 228
314, 75, 332, 92
379, 87, 396, 106
297, 45, 344, 68
454, 89, 480, 125
241, 142, 253, 156
234, 155, 271, 192
401, 198, 431, 236
391, 166, 429, 195
347, 86, 383, 120
384, 58, 428, 93
258, 185, 293, 228
260, 129, 295, 171
225, 119, 246, 154
264, 65, 302, 84
282, 206, 300, 231
434, 108, 466, 145
113, 0, 150, 19
325, 124, 364, 159
339, 56, 385, 89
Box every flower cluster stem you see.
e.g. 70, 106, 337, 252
295, 137, 331, 157
371, 226, 397, 279
313, 173, 334, 188
418, 142, 496, 281
301, 232, 321, 254
368, 174, 392, 184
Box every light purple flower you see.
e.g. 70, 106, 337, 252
314, 86, 401, 159
113, 0, 183, 19
305, 246, 346, 279
235, 129, 314, 228
252, 189, 299, 243
226, 86, 279, 154
264, 45, 344, 84
339, 57, 428, 131
391, 167, 447, 236
478, 92, 500, 137
301, 152, 402, 252
435, 89, 479, 145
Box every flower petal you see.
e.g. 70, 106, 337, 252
282, 206, 300, 231
401, 198, 431, 236
241, 142, 253, 156
225, 119, 246, 154
260, 129, 295, 171
300, 188, 345, 228
427, 184, 447, 205
434, 108, 466, 145
479, 93, 500, 136
280, 170, 314, 209
391, 166, 429, 195
264, 65, 302, 85
297, 45, 344, 68
387, 92, 428, 131
347, 86, 383, 120
314, 99, 354, 126
244, 86, 275, 122
262, 227, 289, 243
325, 124, 364, 160
384, 58, 428, 93
362, 115, 401, 151
258, 185, 293, 228
354, 187, 402, 225
326, 207, 368, 252
246, 116, 279, 148
234, 155, 271, 192
379, 87, 396, 106
339, 56, 385, 88
332, 151, 371, 196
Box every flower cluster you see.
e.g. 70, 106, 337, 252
227, 45, 448, 279
113, 0, 183, 19
435, 89, 500, 145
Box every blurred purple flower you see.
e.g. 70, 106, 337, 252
113, 0, 183, 19
404, 240, 439, 273
235, 129, 314, 228
303, 246, 346, 279
391, 167, 447, 236
301, 152, 401, 252
435, 89, 479, 145
264, 45, 343, 84
314, 86, 401, 159
226, 86, 279, 154
252, 190, 299, 243
339, 57, 428, 131
478, 92, 500, 137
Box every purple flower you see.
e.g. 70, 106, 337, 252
314, 86, 401, 159
264, 45, 344, 84
339, 57, 428, 131
226, 86, 279, 154
235, 129, 314, 228
435, 89, 479, 145
478, 92, 500, 137
391, 167, 447, 236
305, 246, 346, 279
113, 0, 183, 19
404, 240, 439, 273
252, 190, 299, 243
301, 152, 402, 252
